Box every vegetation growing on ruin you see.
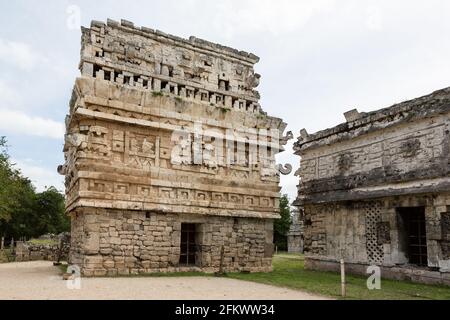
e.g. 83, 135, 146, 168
152, 91, 164, 97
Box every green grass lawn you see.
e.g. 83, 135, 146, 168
226, 254, 450, 300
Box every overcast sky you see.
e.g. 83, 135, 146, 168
1, 0, 450, 202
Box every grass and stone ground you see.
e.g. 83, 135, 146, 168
0, 260, 325, 300
1, 252, 449, 300
227, 253, 450, 300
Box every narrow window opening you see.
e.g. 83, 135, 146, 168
397, 207, 428, 266
93, 64, 101, 78
180, 223, 199, 266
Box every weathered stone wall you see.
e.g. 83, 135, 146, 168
60, 19, 289, 275
299, 118, 446, 182
287, 235, 303, 253
15, 234, 70, 262
287, 209, 304, 253
295, 88, 450, 285
302, 193, 450, 284
15, 242, 59, 262
70, 208, 273, 276
295, 88, 450, 204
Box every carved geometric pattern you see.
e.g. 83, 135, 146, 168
400, 138, 421, 158
84, 179, 275, 208
376, 222, 391, 245
364, 202, 384, 265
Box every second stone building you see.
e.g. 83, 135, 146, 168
294, 87, 450, 285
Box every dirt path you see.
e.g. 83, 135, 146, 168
0, 261, 328, 300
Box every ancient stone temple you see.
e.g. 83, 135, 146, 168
287, 208, 304, 253
294, 88, 450, 285
59, 19, 290, 276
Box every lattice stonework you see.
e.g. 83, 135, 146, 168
364, 202, 384, 265
376, 222, 391, 245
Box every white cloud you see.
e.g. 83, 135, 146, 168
0, 38, 40, 70
0, 80, 21, 107
12, 158, 63, 192
0, 108, 64, 139
226, 0, 335, 35
366, 5, 383, 31
177, 0, 335, 38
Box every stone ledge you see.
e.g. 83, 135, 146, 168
295, 87, 450, 152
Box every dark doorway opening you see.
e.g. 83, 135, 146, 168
397, 207, 428, 266
180, 223, 198, 266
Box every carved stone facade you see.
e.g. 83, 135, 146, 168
60, 19, 290, 276
294, 88, 450, 285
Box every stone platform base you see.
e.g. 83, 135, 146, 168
69, 208, 275, 276
305, 257, 450, 286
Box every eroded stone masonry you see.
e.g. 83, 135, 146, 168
59, 19, 290, 276
294, 88, 450, 285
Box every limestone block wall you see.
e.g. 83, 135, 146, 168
70, 207, 273, 276
15, 242, 61, 262
287, 209, 304, 253
295, 88, 450, 285
297, 114, 449, 203
61, 19, 290, 275
300, 118, 447, 182
303, 193, 450, 273
295, 88, 450, 205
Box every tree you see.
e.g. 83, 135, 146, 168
0, 137, 69, 241
32, 187, 69, 236
0, 137, 35, 224
274, 194, 292, 251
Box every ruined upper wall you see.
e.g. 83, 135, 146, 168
294, 87, 450, 205
60, 19, 290, 219
295, 87, 450, 152
79, 19, 263, 113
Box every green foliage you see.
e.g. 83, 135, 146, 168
0, 136, 34, 223
152, 91, 163, 97
31, 187, 69, 236
0, 248, 15, 263
0, 137, 69, 241
274, 194, 291, 251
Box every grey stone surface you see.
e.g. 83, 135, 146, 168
60, 19, 289, 276
294, 88, 450, 285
